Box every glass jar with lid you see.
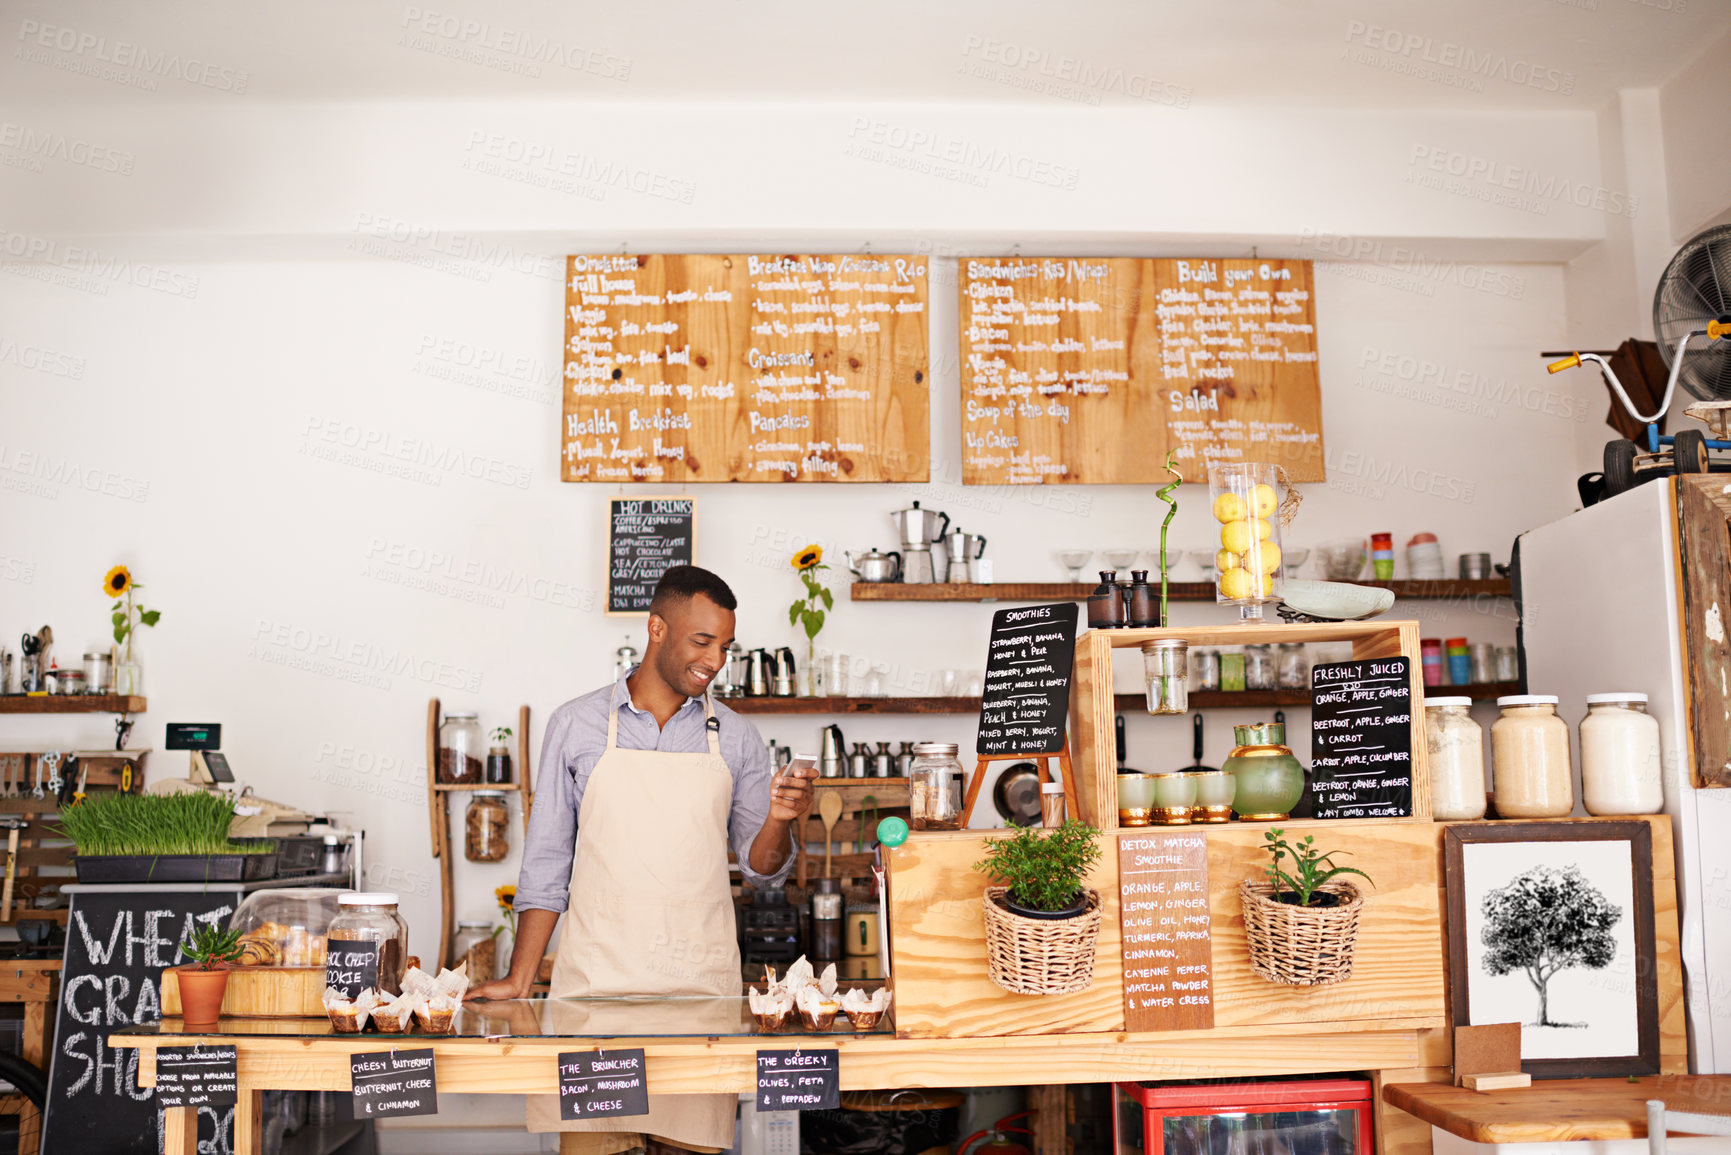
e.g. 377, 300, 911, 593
1243, 644, 1275, 691
326, 893, 409, 996
1424, 697, 1487, 820
1276, 643, 1309, 690
908, 742, 963, 830
465, 791, 510, 862
1141, 639, 1188, 715
82, 651, 112, 694
437, 713, 483, 784
1580, 692, 1663, 815
1491, 695, 1573, 818
450, 921, 498, 983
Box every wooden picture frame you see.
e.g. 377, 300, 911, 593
1444, 820, 1658, 1079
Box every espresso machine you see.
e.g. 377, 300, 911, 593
890, 501, 950, 583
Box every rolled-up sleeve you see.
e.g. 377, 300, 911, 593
515, 706, 579, 914
727, 721, 796, 889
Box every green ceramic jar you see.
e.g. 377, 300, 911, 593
1225, 721, 1305, 820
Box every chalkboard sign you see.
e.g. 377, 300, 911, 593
608, 496, 696, 615
755, 1049, 839, 1111
325, 941, 380, 999
558, 1048, 649, 1121
977, 603, 1078, 756
351, 1048, 438, 1119
1310, 658, 1414, 819
1118, 831, 1214, 1032
42, 890, 237, 1155
154, 1045, 237, 1110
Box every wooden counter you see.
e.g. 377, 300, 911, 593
1383, 1075, 1731, 1144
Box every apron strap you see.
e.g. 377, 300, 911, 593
702, 693, 721, 757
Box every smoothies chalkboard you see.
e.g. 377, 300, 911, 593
607, 496, 695, 614
977, 603, 1078, 756
1310, 657, 1414, 818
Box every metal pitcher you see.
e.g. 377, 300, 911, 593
820, 725, 847, 778
745, 649, 772, 697
889, 500, 950, 549
845, 548, 902, 583
872, 742, 896, 778
772, 646, 797, 697
848, 742, 872, 779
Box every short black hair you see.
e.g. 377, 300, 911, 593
649, 565, 737, 616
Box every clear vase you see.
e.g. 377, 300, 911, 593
114, 658, 143, 696
494, 928, 513, 981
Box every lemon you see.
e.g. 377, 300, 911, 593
1254, 517, 1273, 541
1218, 568, 1258, 599
1253, 483, 1279, 518
1255, 543, 1282, 574
1220, 519, 1255, 553
1215, 548, 1241, 573
1259, 572, 1277, 597
1212, 492, 1247, 523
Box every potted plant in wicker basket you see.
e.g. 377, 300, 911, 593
974, 820, 1104, 996
1240, 828, 1374, 987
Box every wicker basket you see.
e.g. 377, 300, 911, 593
981, 886, 1103, 996
1239, 879, 1366, 987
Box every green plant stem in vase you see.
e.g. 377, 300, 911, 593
1157, 451, 1181, 625
102, 565, 161, 695
788, 545, 833, 696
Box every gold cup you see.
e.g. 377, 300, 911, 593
1151, 772, 1198, 825
1117, 772, 1155, 827
1190, 770, 1236, 823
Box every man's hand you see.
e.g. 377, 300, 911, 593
463, 908, 559, 1001
465, 974, 532, 1002
768, 763, 817, 824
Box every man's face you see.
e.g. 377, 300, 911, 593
649, 593, 736, 698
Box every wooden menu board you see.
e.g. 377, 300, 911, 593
958, 257, 1323, 484
562, 254, 929, 483
1118, 830, 1214, 1032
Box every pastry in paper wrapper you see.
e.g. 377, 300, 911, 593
370, 990, 420, 1034
748, 986, 793, 1031
795, 985, 840, 1031
402, 963, 468, 1033
413, 992, 461, 1034
839, 987, 891, 1030
322, 986, 378, 1033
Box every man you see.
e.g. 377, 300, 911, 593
468, 565, 814, 1154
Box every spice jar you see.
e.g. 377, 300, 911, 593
1494, 646, 1519, 682
464, 791, 510, 862
450, 921, 497, 983
1276, 642, 1309, 690
326, 892, 409, 996
437, 713, 483, 784
1040, 781, 1066, 828
82, 651, 112, 694
486, 736, 512, 785
1491, 695, 1573, 818
908, 742, 963, 830
1192, 649, 1220, 692
1424, 697, 1487, 820
1141, 639, 1188, 715
1243, 644, 1275, 692
1087, 571, 1126, 629
1468, 643, 1496, 685
1580, 693, 1663, 815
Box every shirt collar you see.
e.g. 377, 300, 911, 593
613, 666, 703, 718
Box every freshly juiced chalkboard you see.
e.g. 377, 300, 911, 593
608, 497, 696, 614
351, 1048, 438, 1119
977, 603, 1079, 756
756, 1049, 839, 1111
154, 1045, 237, 1110
1310, 657, 1414, 819
42, 890, 237, 1155
558, 1048, 649, 1121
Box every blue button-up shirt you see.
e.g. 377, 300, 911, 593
514, 671, 793, 914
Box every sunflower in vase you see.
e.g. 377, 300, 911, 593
788, 545, 833, 697
102, 566, 161, 696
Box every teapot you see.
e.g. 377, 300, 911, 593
846, 548, 902, 583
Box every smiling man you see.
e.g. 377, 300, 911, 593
468, 565, 813, 1155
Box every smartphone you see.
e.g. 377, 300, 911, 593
786, 753, 819, 779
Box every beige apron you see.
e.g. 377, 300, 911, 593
527, 693, 741, 1147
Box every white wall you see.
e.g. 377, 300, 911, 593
1661, 26, 1731, 240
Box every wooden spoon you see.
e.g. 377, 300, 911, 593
819, 790, 843, 879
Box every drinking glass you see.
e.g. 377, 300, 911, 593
1056, 549, 1092, 581
964, 672, 985, 697
1103, 548, 1140, 572
1283, 547, 1311, 578
865, 664, 888, 697
1186, 549, 1218, 582
826, 652, 850, 697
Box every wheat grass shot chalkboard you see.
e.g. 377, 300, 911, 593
1310, 657, 1414, 819
608, 496, 695, 615
977, 603, 1078, 757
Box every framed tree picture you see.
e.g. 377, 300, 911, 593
1444, 821, 1659, 1079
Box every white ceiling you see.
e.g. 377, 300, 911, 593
5, 0, 1730, 110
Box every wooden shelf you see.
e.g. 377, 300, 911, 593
430, 781, 523, 792
0, 695, 145, 714
850, 579, 1512, 603
727, 696, 979, 715
726, 682, 1519, 716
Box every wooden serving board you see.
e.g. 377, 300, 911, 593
160, 966, 326, 1018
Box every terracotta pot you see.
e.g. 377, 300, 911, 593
174, 964, 230, 1026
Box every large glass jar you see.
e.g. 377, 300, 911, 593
1491, 695, 1573, 818
1225, 721, 1305, 821
450, 921, 498, 982
1424, 697, 1487, 820
1208, 462, 1289, 621
438, 712, 483, 784
1243, 644, 1275, 691
326, 893, 409, 996
1276, 643, 1309, 690
465, 791, 510, 862
908, 742, 963, 830
1580, 693, 1663, 815
1142, 639, 1188, 715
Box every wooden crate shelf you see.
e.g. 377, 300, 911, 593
724, 683, 1515, 717
0, 695, 146, 714
851, 579, 1510, 603
728, 696, 977, 715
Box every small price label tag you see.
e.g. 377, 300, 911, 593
350, 1049, 437, 1119
755, 1049, 839, 1111
558, 1049, 649, 1121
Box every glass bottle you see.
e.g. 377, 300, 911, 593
908, 742, 964, 830
1125, 569, 1158, 628
1225, 722, 1305, 821
1141, 639, 1188, 715
485, 739, 513, 785
1087, 571, 1126, 629
1192, 648, 1220, 692
1580, 693, 1663, 815
1424, 698, 1487, 820
1243, 644, 1275, 691
465, 791, 510, 862
326, 893, 410, 996
1491, 695, 1573, 818
437, 712, 483, 785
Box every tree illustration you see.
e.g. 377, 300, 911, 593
1481, 864, 1622, 1028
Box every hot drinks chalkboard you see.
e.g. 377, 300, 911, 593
1310, 657, 1414, 818
977, 602, 1078, 757
607, 496, 695, 615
